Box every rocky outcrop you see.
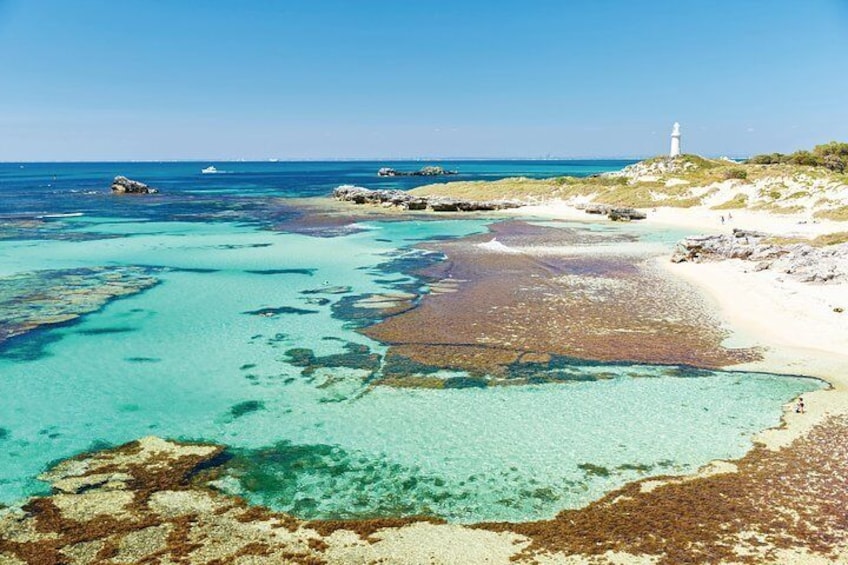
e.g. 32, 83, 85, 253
110, 176, 158, 194
333, 185, 522, 212
604, 155, 704, 181
0, 436, 453, 564
580, 203, 647, 221
671, 228, 848, 283
377, 166, 458, 177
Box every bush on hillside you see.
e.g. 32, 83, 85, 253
722, 168, 748, 180
747, 141, 848, 172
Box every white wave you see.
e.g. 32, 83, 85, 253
477, 238, 520, 254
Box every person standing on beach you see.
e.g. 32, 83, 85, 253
796, 397, 805, 413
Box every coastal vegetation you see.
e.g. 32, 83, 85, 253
747, 141, 848, 173
412, 146, 848, 220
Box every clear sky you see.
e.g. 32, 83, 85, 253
1, 0, 847, 160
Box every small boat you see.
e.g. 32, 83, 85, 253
201, 165, 218, 174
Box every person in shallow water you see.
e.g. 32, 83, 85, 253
796, 397, 805, 413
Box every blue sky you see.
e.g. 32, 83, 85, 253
1, 0, 846, 160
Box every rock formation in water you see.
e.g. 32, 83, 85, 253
672, 228, 848, 283
377, 166, 458, 177
110, 176, 159, 194
332, 185, 522, 212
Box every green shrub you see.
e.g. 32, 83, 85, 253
748, 141, 848, 172
722, 168, 748, 180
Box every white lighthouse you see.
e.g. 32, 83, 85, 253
669, 122, 681, 157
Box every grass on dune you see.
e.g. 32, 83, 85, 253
411, 155, 848, 213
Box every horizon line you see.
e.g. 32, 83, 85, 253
0, 154, 750, 164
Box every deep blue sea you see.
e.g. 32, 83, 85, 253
0, 160, 821, 523
0, 160, 633, 218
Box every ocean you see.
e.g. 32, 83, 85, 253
0, 160, 821, 523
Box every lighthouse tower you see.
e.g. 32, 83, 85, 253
669, 122, 681, 157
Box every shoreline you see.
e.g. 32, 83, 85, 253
509, 199, 848, 237
661, 257, 848, 451
511, 199, 848, 452
3, 198, 847, 563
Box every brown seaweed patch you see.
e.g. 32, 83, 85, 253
443, 376, 488, 389
307, 516, 446, 541
362, 221, 760, 373
480, 415, 848, 564
378, 344, 520, 380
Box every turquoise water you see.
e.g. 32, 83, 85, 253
0, 161, 823, 523
0, 214, 821, 523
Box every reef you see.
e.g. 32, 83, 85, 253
0, 267, 159, 348
0, 217, 125, 242
361, 221, 759, 380
3, 415, 848, 564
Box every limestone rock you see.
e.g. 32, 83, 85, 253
110, 176, 158, 194
583, 203, 647, 221
332, 185, 522, 213
377, 166, 458, 177
671, 229, 848, 283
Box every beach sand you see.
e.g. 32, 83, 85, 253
511, 200, 848, 445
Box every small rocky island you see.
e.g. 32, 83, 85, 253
333, 185, 522, 212
377, 165, 458, 177
110, 176, 159, 194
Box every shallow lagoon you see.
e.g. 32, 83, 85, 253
0, 209, 822, 523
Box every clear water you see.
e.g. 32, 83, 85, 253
0, 162, 822, 523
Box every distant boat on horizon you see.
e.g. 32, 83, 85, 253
201, 165, 218, 174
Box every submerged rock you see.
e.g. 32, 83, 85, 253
0, 266, 159, 349
110, 176, 159, 194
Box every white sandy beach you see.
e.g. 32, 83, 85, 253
513, 199, 848, 238
511, 200, 848, 451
